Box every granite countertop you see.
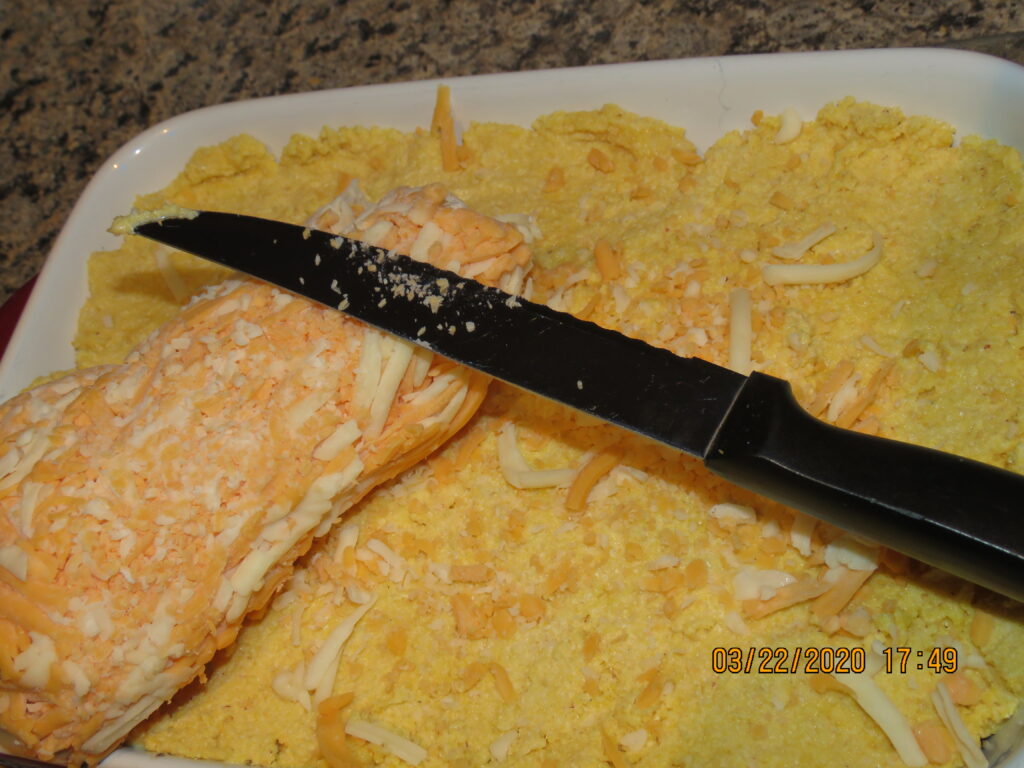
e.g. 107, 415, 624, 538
1, 0, 1022, 307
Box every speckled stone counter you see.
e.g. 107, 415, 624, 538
1, 0, 1023, 304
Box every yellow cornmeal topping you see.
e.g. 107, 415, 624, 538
76, 100, 1024, 767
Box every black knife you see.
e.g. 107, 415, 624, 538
124, 209, 1024, 602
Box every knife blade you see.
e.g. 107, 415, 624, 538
125, 209, 1024, 602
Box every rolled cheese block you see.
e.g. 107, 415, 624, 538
0, 183, 532, 765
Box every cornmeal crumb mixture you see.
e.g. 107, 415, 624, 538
75, 98, 1024, 768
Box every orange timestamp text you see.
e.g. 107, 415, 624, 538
711, 646, 866, 674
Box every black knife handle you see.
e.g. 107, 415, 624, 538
705, 372, 1024, 602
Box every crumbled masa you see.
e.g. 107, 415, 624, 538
77, 100, 1024, 768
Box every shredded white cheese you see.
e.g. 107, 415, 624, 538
344, 718, 428, 765
646, 555, 681, 571
771, 223, 837, 261
774, 108, 803, 144
722, 611, 750, 636
366, 538, 406, 583
489, 729, 517, 761
271, 663, 312, 712
825, 535, 879, 571
709, 503, 757, 524
733, 568, 796, 601
313, 420, 362, 462
860, 334, 893, 357
763, 233, 883, 286
496, 423, 575, 489
620, 728, 649, 753
303, 597, 376, 692
918, 348, 942, 372
728, 288, 753, 375
151, 246, 192, 302
367, 338, 416, 438
837, 660, 927, 767
931, 681, 987, 768
495, 212, 542, 242
826, 375, 860, 423
12, 631, 57, 689
790, 513, 815, 556
352, 330, 383, 416
0, 544, 28, 581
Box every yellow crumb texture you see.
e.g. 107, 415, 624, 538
77, 100, 1023, 767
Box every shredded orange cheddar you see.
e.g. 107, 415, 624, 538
518, 594, 546, 622
811, 568, 873, 621
492, 608, 516, 638
634, 670, 663, 709
489, 662, 516, 702
769, 190, 795, 210
588, 148, 616, 173
316, 693, 357, 768
808, 360, 856, 417
743, 577, 831, 619
912, 718, 955, 764
808, 673, 848, 695
592, 241, 623, 284
430, 85, 460, 172
461, 661, 488, 692
944, 671, 982, 706
543, 166, 566, 193
684, 559, 709, 589
385, 629, 407, 657
970, 609, 995, 648
565, 444, 618, 512
835, 360, 895, 429
602, 729, 632, 768
671, 148, 702, 165
451, 594, 488, 638
451, 563, 494, 583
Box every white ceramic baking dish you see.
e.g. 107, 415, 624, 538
0, 47, 1021, 768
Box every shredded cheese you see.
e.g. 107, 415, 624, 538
0, 544, 28, 581
489, 730, 517, 761
496, 423, 575, 489
154, 248, 190, 303
303, 597, 376, 693
565, 447, 621, 512
728, 287, 753, 375
345, 718, 428, 765
931, 682, 987, 768
430, 85, 460, 173
774, 108, 803, 144
619, 729, 648, 753
594, 239, 622, 281
825, 535, 879, 571
833, 653, 927, 767
763, 233, 883, 286
709, 503, 756, 524
771, 223, 837, 261
733, 568, 797, 601
13, 631, 57, 689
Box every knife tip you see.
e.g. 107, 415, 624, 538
109, 205, 201, 237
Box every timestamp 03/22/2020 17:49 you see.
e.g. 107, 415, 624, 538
710, 646, 960, 675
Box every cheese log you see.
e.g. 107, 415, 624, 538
0, 183, 532, 765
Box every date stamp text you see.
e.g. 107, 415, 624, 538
711, 646, 958, 675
